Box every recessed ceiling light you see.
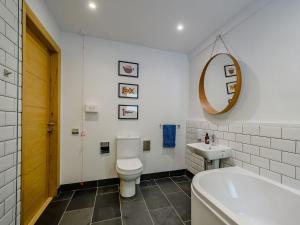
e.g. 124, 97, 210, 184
177, 24, 184, 31
88, 1, 97, 10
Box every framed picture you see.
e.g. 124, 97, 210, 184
118, 61, 139, 78
118, 105, 139, 120
224, 64, 237, 77
118, 83, 139, 99
226, 82, 237, 95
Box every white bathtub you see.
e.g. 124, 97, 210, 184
191, 167, 300, 225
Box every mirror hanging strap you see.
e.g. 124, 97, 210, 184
209, 35, 231, 59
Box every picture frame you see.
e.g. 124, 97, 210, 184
226, 81, 237, 95
118, 105, 139, 120
118, 83, 139, 99
224, 64, 237, 77
118, 61, 139, 78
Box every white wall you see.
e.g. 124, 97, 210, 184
189, 0, 300, 124
25, 0, 61, 45
61, 32, 189, 184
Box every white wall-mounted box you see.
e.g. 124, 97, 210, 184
85, 104, 99, 113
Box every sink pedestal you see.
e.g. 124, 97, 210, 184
212, 159, 220, 169
205, 159, 220, 170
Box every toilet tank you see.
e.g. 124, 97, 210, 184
116, 136, 141, 159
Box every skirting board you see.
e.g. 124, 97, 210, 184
58, 169, 192, 192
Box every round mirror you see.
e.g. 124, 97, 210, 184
199, 53, 242, 115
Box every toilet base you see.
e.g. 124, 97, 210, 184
136, 177, 140, 184
120, 179, 136, 198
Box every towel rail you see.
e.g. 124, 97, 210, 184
160, 124, 180, 129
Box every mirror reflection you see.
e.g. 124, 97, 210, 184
199, 53, 241, 115
204, 54, 237, 111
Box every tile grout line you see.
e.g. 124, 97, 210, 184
93, 217, 122, 224
57, 191, 74, 225
154, 179, 186, 225
170, 176, 191, 199
139, 186, 155, 225
63, 207, 93, 214
51, 190, 75, 203
89, 187, 98, 225
118, 187, 124, 225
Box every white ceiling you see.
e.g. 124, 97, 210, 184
45, 0, 258, 53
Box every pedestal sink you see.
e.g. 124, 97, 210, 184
187, 142, 232, 169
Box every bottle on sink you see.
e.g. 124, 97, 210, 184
204, 133, 210, 144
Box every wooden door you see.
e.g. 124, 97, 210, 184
22, 26, 52, 225
22, 4, 61, 225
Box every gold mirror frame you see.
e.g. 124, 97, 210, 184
199, 53, 242, 115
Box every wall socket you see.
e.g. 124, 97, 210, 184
143, 140, 151, 151
100, 142, 110, 154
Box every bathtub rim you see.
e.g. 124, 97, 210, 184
192, 166, 300, 225
191, 184, 239, 225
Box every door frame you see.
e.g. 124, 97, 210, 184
22, 2, 61, 225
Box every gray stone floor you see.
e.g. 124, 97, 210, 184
35, 176, 192, 225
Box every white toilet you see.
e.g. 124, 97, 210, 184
116, 136, 143, 198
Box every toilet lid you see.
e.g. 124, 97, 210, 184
117, 158, 142, 171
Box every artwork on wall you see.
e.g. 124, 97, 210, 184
118, 83, 139, 99
118, 105, 139, 120
118, 61, 139, 78
226, 81, 237, 94
224, 64, 237, 77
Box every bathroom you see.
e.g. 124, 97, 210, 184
1, 0, 300, 224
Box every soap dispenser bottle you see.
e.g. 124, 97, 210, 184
204, 133, 210, 144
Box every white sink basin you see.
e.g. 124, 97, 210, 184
187, 142, 232, 160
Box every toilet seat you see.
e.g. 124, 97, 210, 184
116, 158, 143, 175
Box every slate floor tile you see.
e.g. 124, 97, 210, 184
92, 192, 121, 222
140, 179, 157, 187
140, 185, 170, 209
150, 207, 184, 225
98, 185, 119, 195
92, 218, 122, 225
176, 181, 191, 197
59, 208, 93, 225
156, 178, 180, 194
53, 190, 74, 201
121, 198, 153, 225
67, 188, 97, 211
37, 176, 192, 225
167, 191, 191, 221
155, 177, 173, 184
35, 200, 69, 225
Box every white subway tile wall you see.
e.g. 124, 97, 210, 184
186, 120, 300, 192
0, 1, 21, 225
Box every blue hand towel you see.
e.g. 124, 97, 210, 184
163, 125, 176, 148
